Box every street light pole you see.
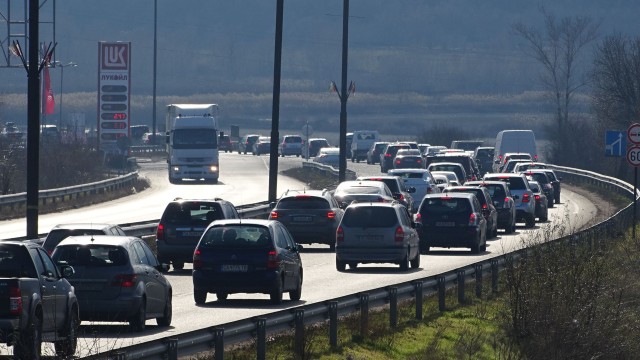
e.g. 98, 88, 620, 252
152, 0, 158, 145
56, 61, 77, 128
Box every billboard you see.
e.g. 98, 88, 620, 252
97, 42, 131, 153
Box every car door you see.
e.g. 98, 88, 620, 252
132, 241, 164, 314
398, 207, 419, 258
33, 247, 68, 331
274, 224, 298, 290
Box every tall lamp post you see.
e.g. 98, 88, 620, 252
56, 61, 78, 128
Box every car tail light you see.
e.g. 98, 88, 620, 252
427, 187, 433, 194
267, 250, 280, 269
193, 248, 202, 270
482, 203, 487, 209
522, 193, 531, 203
9, 286, 22, 315
327, 211, 336, 219
395, 159, 401, 165
504, 197, 511, 207
394, 226, 404, 242
535, 194, 541, 201
112, 274, 137, 287
415, 213, 423, 224
534, 155, 538, 161
417, 159, 422, 164
270, 211, 279, 219
469, 213, 477, 226
337, 226, 344, 242
385, 153, 391, 157
397, 194, 405, 202
156, 223, 165, 241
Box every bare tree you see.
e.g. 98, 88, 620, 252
513, 7, 599, 164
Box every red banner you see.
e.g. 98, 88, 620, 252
42, 65, 55, 115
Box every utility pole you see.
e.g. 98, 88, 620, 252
26, 0, 40, 238
337, 0, 351, 183
268, 0, 284, 204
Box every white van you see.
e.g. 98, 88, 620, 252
493, 130, 537, 172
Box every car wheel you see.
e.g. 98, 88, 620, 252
410, 251, 420, 269
555, 196, 560, 204
480, 231, 487, 252
156, 293, 172, 327
329, 243, 336, 251
366, 159, 371, 164
55, 307, 79, 358
348, 263, 358, 269
419, 240, 430, 254
541, 211, 549, 222
15, 314, 42, 360
336, 260, 346, 272
129, 299, 147, 332
525, 213, 536, 228
289, 274, 302, 301
216, 293, 228, 301
471, 234, 481, 254
492, 223, 499, 238
504, 221, 514, 234
399, 250, 410, 271
548, 198, 554, 208
172, 262, 184, 271
270, 277, 283, 304
194, 290, 207, 305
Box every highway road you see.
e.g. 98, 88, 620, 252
0, 152, 599, 357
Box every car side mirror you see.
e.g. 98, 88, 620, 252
157, 263, 170, 273
269, 201, 277, 209
59, 264, 75, 278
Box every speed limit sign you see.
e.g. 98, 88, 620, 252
627, 145, 640, 167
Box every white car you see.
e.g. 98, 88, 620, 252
430, 171, 461, 187
387, 169, 440, 212
431, 174, 451, 192
313, 147, 340, 167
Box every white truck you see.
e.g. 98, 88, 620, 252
166, 104, 220, 184
350, 130, 380, 163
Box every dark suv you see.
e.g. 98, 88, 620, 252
416, 193, 487, 254
380, 143, 411, 173
442, 186, 498, 239
425, 153, 481, 181
156, 198, 240, 271
269, 189, 344, 250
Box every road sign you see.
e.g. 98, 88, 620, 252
627, 145, 640, 167
628, 123, 640, 144
605, 130, 626, 157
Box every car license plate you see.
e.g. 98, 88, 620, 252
221, 264, 248, 272
436, 222, 456, 227
293, 216, 312, 222
180, 231, 201, 237
358, 235, 383, 241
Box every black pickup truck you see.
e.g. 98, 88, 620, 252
0, 241, 79, 359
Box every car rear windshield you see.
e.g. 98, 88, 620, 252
446, 189, 486, 205
199, 226, 272, 249
285, 136, 302, 143
277, 196, 330, 209
482, 184, 506, 200
336, 186, 383, 195
343, 207, 397, 228
53, 245, 128, 267
162, 202, 223, 224
421, 198, 472, 215
529, 173, 549, 184
487, 176, 527, 190
44, 229, 106, 251
0, 246, 37, 278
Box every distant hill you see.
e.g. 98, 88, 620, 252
1, 1, 638, 134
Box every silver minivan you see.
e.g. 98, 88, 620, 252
335, 202, 420, 271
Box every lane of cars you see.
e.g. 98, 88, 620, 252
10, 132, 569, 357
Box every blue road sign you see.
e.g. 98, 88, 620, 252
605, 130, 626, 157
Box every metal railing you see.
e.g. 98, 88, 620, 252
0, 172, 139, 215
80, 164, 637, 360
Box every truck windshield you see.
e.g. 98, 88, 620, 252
172, 129, 218, 149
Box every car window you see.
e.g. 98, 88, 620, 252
133, 242, 151, 266
277, 197, 330, 209
162, 202, 223, 224
37, 248, 59, 278
399, 208, 412, 226
484, 184, 506, 200
53, 245, 128, 267
343, 207, 397, 228
140, 242, 159, 267
0, 246, 37, 278
422, 197, 471, 215
199, 226, 272, 248
44, 229, 106, 251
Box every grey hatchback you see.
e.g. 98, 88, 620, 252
335, 202, 420, 271
269, 189, 344, 250
52, 235, 172, 332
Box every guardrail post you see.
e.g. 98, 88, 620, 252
166, 338, 178, 360
475, 264, 483, 298
360, 293, 369, 337
329, 300, 338, 348
491, 260, 499, 293
438, 276, 446, 312
457, 270, 465, 304
256, 318, 267, 360
294, 309, 304, 357
213, 327, 224, 360
388, 286, 398, 328
414, 281, 423, 320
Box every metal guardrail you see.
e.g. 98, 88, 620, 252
0, 172, 139, 214
80, 164, 638, 360
301, 161, 357, 180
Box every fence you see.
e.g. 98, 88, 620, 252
79, 164, 638, 360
